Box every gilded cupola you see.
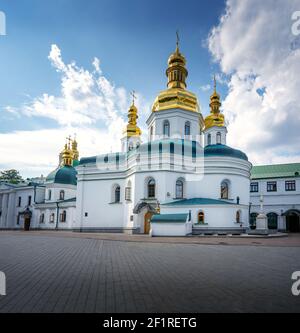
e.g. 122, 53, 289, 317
152, 33, 199, 113
123, 92, 142, 138
204, 76, 225, 130
61, 137, 73, 167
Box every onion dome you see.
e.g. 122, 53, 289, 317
152, 33, 200, 114
123, 93, 142, 138
204, 76, 225, 129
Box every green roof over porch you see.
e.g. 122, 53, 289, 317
151, 213, 188, 223
162, 198, 233, 206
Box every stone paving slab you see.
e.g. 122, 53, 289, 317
0, 232, 300, 313
0, 230, 299, 247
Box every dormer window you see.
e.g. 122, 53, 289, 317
163, 120, 170, 137
216, 132, 221, 144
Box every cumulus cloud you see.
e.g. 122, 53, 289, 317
208, 0, 300, 165
1, 44, 150, 177
200, 84, 211, 92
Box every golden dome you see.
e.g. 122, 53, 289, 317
204, 76, 225, 130
123, 96, 142, 138
152, 35, 199, 113
61, 140, 73, 167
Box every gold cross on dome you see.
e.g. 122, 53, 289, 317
130, 90, 136, 105
176, 30, 180, 47
66, 135, 72, 148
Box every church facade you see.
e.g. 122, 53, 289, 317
74, 42, 252, 236
2, 42, 299, 235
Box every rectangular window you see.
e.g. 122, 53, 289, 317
250, 182, 259, 192
267, 181, 277, 192
125, 187, 131, 201
28, 195, 32, 206
18, 196, 21, 207
285, 180, 296, 191
50, 214, 55, 223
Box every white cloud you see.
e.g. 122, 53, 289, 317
17, 44, 129, 129
1, 44, 150, 178
208, 0, 300, 165
200, 84, 211, 92
0, 127, 125, 178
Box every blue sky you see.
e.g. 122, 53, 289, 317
0, 0, 300, 178
0, 0, 226, 133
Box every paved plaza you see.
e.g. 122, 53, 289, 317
0, 231, 300, 313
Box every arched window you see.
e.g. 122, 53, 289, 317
250, 212, 258, 229
163, 120, 170, 137
176, 179, 184, 199
216, 132, 221, 144
39, 213, 44, 224
198, 211, 205, 224
59, 190, 65, 200
49, 213, 55, 223
148, 178, 156, 198
220, 180, 229, 199
236, 210, 241, 223
207, 134, 211, 145
184, 121, 191, 136
115, 186, 121, 203
60, 210, 67, 222
125, 181, 132, 201
267, 212, 278, 230
48, 190, 52, 200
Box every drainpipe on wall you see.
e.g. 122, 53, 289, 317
55, 202, 59, 230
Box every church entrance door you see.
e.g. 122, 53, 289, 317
144, 211, 153, 234
286, 213, 300, 232
24, 217, 31, 231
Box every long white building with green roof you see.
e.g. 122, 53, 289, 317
250, 163, 300, 232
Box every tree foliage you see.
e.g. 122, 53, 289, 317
0, 169, 24, 184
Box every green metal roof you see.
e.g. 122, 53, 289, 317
251, 163, 300, 180
162, 198, 233, 206
46, 166, 77, 185
151, 213, 188, 223
204, 144, 248, 161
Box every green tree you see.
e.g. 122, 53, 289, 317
0, 169, 24, 184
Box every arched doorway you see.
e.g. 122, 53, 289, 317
144, 211, 153, 234
267, 212, 278, 230
22, 208, 32, 231
24, 217, 31, 231
284, 210, 300, 232
250, 212, 258, 229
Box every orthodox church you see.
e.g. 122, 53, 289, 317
1, 41, 299, 235
74, 41, 252, 236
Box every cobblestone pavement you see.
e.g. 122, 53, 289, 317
0, 232, 300, 313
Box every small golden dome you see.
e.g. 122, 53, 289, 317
123, 93, 142, 138
204, 76, 225, 130
61, 141, 73, 167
